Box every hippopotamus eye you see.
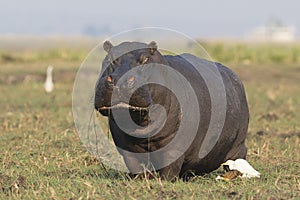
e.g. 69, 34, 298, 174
107, 66, 114, 74
111, 58, 120, 65
112, 60, 117, 65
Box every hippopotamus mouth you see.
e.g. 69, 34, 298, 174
98, 102, 150, 112
94, 78, 153, 117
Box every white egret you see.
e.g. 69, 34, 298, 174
216, 159, 260, 180
44, 65, 54, 93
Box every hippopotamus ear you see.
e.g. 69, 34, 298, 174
103, 41, 113, 52
148, 41, 157, 55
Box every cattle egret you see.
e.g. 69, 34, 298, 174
216, 159, 260, 180
44, 65, 54, 93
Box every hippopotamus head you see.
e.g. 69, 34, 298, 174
94, 41, 169, 126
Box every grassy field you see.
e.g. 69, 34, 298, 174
0, 39, 299, 199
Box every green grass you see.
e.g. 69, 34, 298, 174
198, 41, 300, 65
0, 40, 299, 199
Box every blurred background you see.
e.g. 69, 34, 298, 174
0, 0, 299, 40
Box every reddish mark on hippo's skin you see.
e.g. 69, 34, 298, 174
128, 75, 135, 82
107, 76, 113, 83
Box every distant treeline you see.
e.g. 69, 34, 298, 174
1, 41, 300, 65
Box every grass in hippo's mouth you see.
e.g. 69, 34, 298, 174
99, 102, 150, 111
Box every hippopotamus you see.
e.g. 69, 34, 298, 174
94, 41, 249, 180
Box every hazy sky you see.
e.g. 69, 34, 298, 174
0, 0, 299, 37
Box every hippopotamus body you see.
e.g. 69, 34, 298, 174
94, 41, 249, 180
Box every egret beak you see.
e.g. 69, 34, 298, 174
221, 161, 228, 166
221, 161, 230, 172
